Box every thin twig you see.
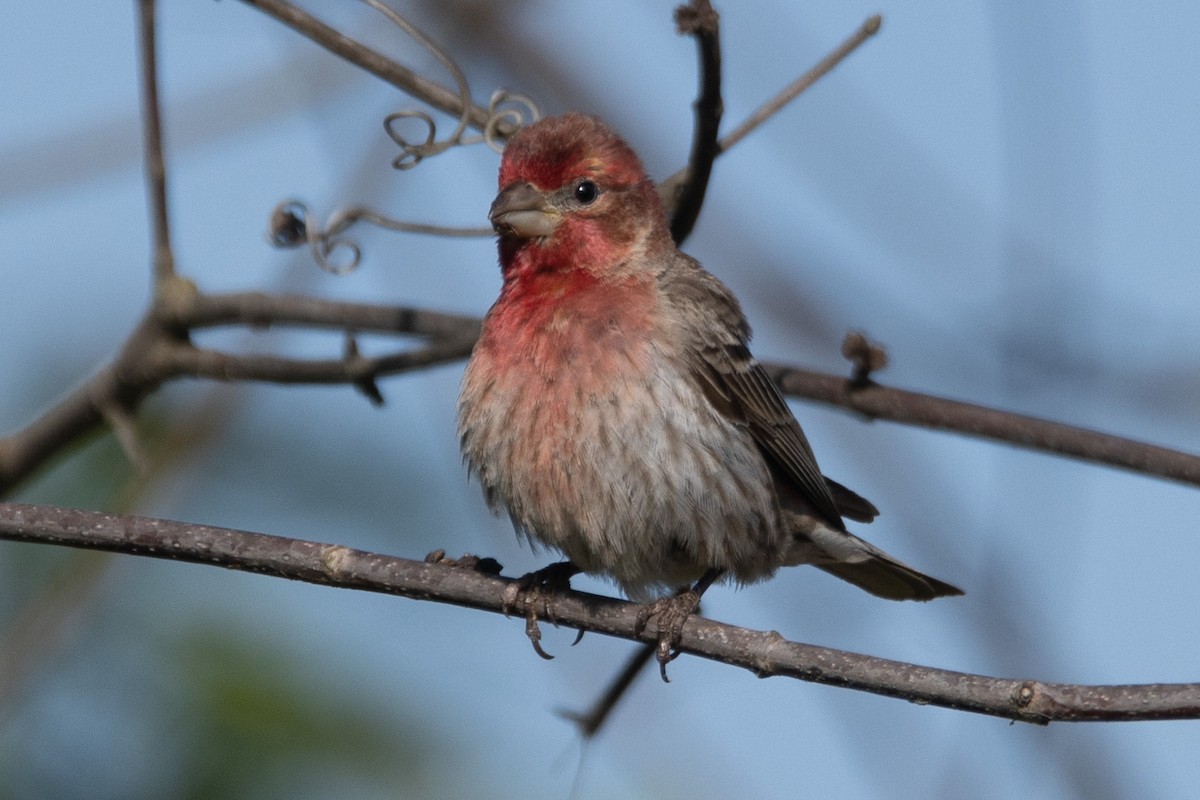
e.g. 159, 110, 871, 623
668, 0, 723, 244
1, 502, 1198, 725
237, 0, 511, 136
564, 642, 657, 738
97, 401, 150, 475
718, 14, 881, 154
658, 14, 881, 204
330, 207, 492, 238
136, 0, 174, 281
0, 317, 168, 497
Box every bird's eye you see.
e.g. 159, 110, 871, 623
573, 180, 599, 205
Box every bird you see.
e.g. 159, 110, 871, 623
456, 112, 961, 676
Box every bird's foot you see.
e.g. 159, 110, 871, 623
424, 549, 503, 575
502, 561, 582, 660
634, 588, 702, 683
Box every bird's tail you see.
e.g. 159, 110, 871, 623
815, 557, 963, 601
790, 523, 963, 601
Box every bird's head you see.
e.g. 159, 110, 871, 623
489, 113, 669, 278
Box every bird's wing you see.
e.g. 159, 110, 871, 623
696, 341, 846, 528
663, 256, 852, 528
823, 476, 879, 523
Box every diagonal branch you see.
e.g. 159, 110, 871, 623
718, 14, 881, 154
1, 502, 1197, 725
238, 0, 511, 136
658, 14, 882, 205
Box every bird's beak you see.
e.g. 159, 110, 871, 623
489, 181, 559, 238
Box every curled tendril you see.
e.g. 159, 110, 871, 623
268, 200, 493, 275
384, 90, 540, 166
482, 90, 541, 152
363, 0, 540, 166
268, 200, 363, 275
266, 2, 542, 273
385, 90, 540, 166
384, 110, 439, 170
363, 0, 473, 169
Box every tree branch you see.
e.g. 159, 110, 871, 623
237, 0, 512, 137
165, 338, 474, 387
136, 0, 174, 282
668, 0, 723, 244
1, 502, 1197, 724
180, 291, 481, 339
658, 13, 882, 205
763, 362, 1200, 488
6, 291, 1199, 498
0, 295, 475, 495
718, 13, 881, 154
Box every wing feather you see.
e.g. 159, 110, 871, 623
662, 255, 858, 529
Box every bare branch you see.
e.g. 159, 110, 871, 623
717, 13, 882, 153
1, 502, 1197, 724
0, 295, 477, 496
763, 361, 1200, 488
164, 338, 474, 387
5, 287, 1199, 500
564, 641, 657, 738
136, 0, 174, 281
237, 0, 512, 136
668, 0, 723, 244
659, 14, 881, 206
0, 317, 172, 496
180, 292, 482, 340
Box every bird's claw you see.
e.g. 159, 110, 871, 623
634, 589, 701, 682
503, 561, 581, 660
526, 607, 554, 660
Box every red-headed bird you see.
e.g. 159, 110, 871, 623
458, 113, 961, 672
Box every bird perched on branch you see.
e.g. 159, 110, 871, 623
457, 113, 961, 677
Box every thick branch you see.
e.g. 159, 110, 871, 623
1, 502, 1197, 724
763, 363, 1200, 488
180, 292, 481, 339
165, 338, 474, 386
0, 294, 475, 496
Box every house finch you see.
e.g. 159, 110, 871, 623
458, 113, 961, 674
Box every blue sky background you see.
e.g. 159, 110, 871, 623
2, 2, 1199, 798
